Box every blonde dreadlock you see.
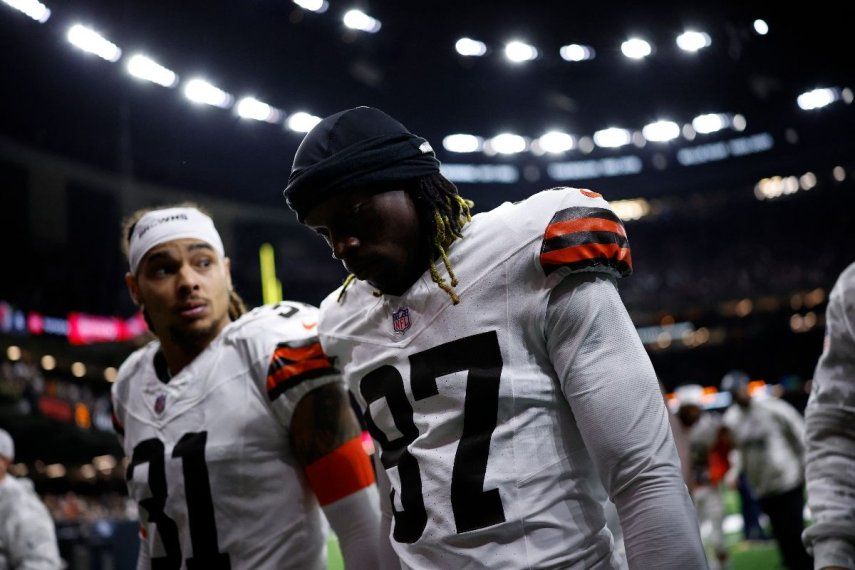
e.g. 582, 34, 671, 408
337, 173, 473, 304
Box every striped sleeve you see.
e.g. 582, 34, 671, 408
266, 338, 339, 402
539, 202, 633, 278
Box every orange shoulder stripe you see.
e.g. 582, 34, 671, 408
540, 242, 633, 267
544, 217, 627, 241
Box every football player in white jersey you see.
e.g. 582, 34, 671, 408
111, 204, 383, 569
803, 262, 855, 570
282, 106, 707, 569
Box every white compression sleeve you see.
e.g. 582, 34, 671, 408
545, 273, 708, 569
323, 485, 383, 570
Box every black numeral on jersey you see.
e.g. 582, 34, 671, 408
128, 432, 231, 569
128, 439, 182, 569
410, 331, 506, 533
360, 331, 506, 542
361, 365, 427, 543
273, 301, 300, 319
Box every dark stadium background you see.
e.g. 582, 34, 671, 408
0, 1, 852, 567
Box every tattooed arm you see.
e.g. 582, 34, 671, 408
291, 383, 362, 464
290, 383, 383, 569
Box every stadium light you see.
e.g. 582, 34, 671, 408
127, 54, 178, 88
488, 133, 527, 154
692, 113, 727, 134
292, 0, 328, 13
71, 362, 86, 378
443, 134, 483, 153
455, 38, 487, 57
6, 346, 21, 361
236, 97, 282, 123
642, 120, 680, 142
41, 354, 55, 370
676, 30, 711, 52
611, 198, 651, 221
536, 131, 576, 154
797, 88, 839, 110
46, 464, 66, 478
184, 78, 233, 109
343, 9, 381, 33
67, 24, 122, 62
104, 367, 118, 382
504, 41, 538, 63
621, 38, 651, 60
286, 111, 321, 132
593, 127, 631, 148
1, 0, 50, 22
559, 44, 595, 62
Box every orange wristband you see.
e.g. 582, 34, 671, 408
305, 436, 375, 506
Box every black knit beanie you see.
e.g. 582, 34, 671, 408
283, 106, 441, 221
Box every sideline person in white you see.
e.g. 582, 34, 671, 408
0, 428, 61, 570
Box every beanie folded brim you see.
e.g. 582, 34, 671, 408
283, 108, 441, 222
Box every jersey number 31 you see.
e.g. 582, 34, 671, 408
128, 432, 230, 569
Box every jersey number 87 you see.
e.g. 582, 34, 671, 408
360, 330, 506, 543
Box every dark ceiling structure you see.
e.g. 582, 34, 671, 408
1, 0, 852, 206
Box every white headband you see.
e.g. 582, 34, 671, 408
129, 207, 225, 274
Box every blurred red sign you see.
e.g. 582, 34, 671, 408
27, 312, 44, 335
38, 396, 73, 423
67, 312, 148, 345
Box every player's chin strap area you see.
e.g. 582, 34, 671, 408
305, 436, 385, 569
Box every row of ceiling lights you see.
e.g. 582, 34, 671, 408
290, 0, 772, 57
458, 29, 722, 63
2, 1, 850, 159
443, 113, 748, 156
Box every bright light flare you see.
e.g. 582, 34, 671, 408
293, 0, 328, 13
287, 111, 321, 132
621, 38, 651, 60
642, 120, 680, 142
560, 44, 595, 62
236, 97, 282, 123
442, 134, 483, 153
536, 131, 576, 153
1, 0, 50, 22
676, 30, 711, 52
488, 133, 527, 154
184, 79, 233, 109
504, 41, 538, 63
127, 54, 178, 87
455, 37, 487, 57
67, 24, 122, 62
593, 127, 632, 148
343, 9, 381, 33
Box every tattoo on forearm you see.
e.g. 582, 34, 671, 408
291, 383, 361, 467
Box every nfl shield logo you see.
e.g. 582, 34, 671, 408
392, 307, 411, 334
154, 393, 167, 414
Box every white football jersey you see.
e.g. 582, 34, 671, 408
319, 187, 704, 569
722, 397, 805, 498
803, 261, 855, 568
112, 302, 340, 570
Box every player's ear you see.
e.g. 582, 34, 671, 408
125, 273, 141, 306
